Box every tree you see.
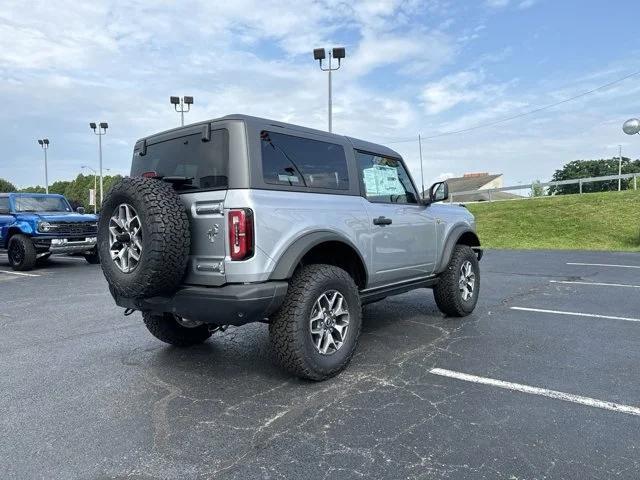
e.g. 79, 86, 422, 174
548, 158, 640, 195
0, 178, 17, 193
530, 179, 544, 197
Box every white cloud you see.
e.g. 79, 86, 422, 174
420, 70, 512, 115
486, 0, 510, 7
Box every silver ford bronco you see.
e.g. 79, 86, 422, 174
97, 114, 481, 380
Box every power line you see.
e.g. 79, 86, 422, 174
386, 69, 640, 144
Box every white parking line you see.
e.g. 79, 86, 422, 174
567, 262, 640, 269
0, 269, 40, 277
550, 280, 640, 289
430, 368, 640, 417
511, 306, 640, 323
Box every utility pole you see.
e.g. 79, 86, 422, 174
37, 139, 50, 194
313, 47, 346, 133
618, 145, 622, 192
89, 122, 108, 207
418, 134, 425, 199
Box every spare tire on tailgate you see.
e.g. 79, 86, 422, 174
97, 177, 191, 298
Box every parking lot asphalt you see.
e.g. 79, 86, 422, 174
1, 249, 639, 479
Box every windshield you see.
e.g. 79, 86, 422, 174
131, 129, 229, 191
13, 196, 72, 213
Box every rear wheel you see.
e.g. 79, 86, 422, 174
142, 312, 212, 347
8, 234, 37, 271
269, 264, 362, 381
433, 244, 480, 317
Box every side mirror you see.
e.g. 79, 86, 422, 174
77, 206, 86, 214
429, 181, 449, 203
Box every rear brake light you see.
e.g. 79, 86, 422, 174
228, 209, 254, 261
142, 171, 158, 178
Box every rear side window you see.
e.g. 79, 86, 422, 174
0, 197, 9, 212
131, 129, 229, 191
260, 131, 349, 190
355, 151, 418, 204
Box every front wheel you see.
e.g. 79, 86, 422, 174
433, 245, 480, 317
8, 234, 37, 271
269, 264, 362, 381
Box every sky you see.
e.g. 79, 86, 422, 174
1, 0, 639, 190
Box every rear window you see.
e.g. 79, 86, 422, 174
131, 129, 229, 190
260, 131, 349, 190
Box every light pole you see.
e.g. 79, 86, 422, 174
81, 165, 98, 214
37, 138, 50, 194
89, 122, 108, 207
170, 96, 194, 126
313, 47, 346, 133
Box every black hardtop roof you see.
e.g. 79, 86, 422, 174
137, 113, 402, 159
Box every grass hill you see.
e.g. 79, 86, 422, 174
465, 189, 640, 251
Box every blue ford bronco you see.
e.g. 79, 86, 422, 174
0, 193, 99, 271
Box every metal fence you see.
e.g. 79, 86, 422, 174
449, 172, 639, 203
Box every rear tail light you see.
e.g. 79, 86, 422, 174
228, 209, 254, 261
142, 171, 158, 178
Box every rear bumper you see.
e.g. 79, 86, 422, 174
112, 281, 289, 326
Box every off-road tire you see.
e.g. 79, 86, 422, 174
269, 264, 362, 381
142, 312, 212, 347
8, 234, 37, 271
433, 244, 480, 317
97, 177, 190, 298
84, 250, 100, 264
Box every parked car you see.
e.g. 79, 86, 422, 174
0, 193, 99, 270
97, 114, 482, 380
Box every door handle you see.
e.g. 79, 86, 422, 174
373, 216, 393, 226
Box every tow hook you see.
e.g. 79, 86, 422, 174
209, 325, 228, 334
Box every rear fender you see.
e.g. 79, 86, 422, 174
269, 231, 367, 284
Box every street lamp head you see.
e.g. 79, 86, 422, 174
170, 96, 180, 105
623, 118, 640, 135
89, 122, 97, 130
100, 122, 108, 129
332, 47, 346, 59
183, 96, 193, 105
43, 139, 49, 145
38, 139, 43, 145
313, 48, 326, 61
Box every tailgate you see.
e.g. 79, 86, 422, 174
180, 190, 227, 286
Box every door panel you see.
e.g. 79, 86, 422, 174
364, 202, 437, 285
354, 150, 437, 286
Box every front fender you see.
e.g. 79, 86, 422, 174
434, 225, 481, 274
1, 220, 35, 248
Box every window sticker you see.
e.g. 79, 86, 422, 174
278, 174, 300, 183
362, 165, 405, 196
